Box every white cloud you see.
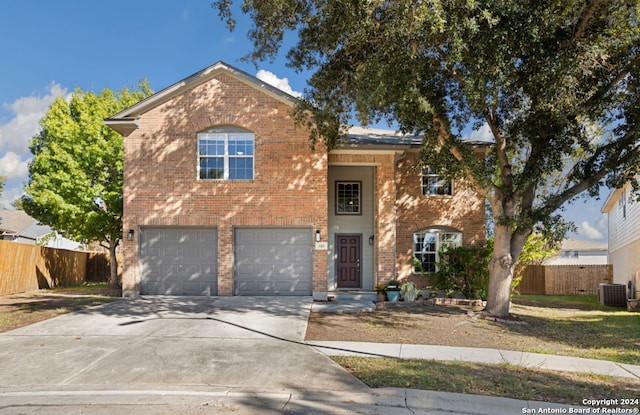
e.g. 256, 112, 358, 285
0, 180, 24, 209
468, 122, 495, 142
0, 83, 68, 155
0, 83, 67, 208
0, 151, 29, 179
578, 220, 604, 240
256, 69, 303, 98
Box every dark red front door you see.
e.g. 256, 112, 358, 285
337, 235, 361, 288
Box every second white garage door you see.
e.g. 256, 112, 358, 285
234, 228, 312, 295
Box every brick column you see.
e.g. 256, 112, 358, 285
376, 154, 397, 283
217, 222, 234, 296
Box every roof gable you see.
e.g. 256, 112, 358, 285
105, 61, 298, 136
601, 183, 629, 213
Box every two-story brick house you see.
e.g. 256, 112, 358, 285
105, 61, 486, 299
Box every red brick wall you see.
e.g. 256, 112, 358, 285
328, 151, 485, 287
328, 152, 397, 283
122, 73, 328, 295
395, 152, 486, 282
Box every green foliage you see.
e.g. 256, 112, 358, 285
431, 244, 492, 300
400, 282, 421, 301
22, 82, 151, 283
512, 234, 559, 290
0, 176, 5, 197
426, 235, 556, 299
216, 0, 640, 316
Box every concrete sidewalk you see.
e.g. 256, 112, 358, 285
0, 297, 628, 414
0, 387, 588, 414
308, 341, 640, 380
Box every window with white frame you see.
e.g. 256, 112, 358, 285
198, 126, 254, 180
421, 167, 452, 196
413, 229, 462, 273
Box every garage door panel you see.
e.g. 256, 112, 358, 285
274, 264, 310, 276
276, 280, 311, 293
236, 280, 276, 293
234, 228, 312, 296
139, 228, 217, 296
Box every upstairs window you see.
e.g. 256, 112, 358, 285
619, 189, 627, 219
336, 182, 361, 215
198, 126, 254, 180
413, 228, 462, 273
421, 167, 452, 196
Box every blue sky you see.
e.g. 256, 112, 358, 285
0, 0, 608, 242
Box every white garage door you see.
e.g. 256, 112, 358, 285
139, 227, 217, 295
234, 228, 312, 296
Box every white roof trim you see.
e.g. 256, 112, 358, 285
601, 183, 629, 213
105, 61, 298, 135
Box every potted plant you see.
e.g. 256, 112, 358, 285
386, 280, 401, 302
375, 284, 387, 302
401, 282, 421, 302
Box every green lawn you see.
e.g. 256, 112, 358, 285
511, 295, 640, 364
333, 295, 640, 406
333, 357, 640, 406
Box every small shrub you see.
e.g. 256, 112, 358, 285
401, 282, 421, 301
432, 243, 491, 300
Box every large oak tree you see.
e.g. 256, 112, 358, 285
23, 83, 152, 286
215, 0, 639, 317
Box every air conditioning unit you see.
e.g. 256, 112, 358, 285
597, 283, 626, 307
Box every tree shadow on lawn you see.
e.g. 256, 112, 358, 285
307, 300, 640, 365
500, 301, 640, 364
0, 293, 122, 333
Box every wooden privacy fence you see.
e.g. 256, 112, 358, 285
517, 264, 613, 295
0, 240, 110, 296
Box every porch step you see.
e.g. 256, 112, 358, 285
328, 292, 377, 303
312, 292, 377, 313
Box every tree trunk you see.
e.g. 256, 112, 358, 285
109, 238, 119, 287
484, 224, 526, 317
485, 255, 515, 317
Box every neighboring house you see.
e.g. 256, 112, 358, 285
105, 61, 486, 299
0, 210, 83, 250
602, 183, 640, 287
543, 238, 608, 266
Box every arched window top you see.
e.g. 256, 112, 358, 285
200, 125, 253, 134
413, 227, 462, 273
415, 225, 461, 234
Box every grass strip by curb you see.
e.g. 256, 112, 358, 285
333, 356, 640, 406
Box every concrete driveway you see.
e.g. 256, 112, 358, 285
0, 296, 371, 414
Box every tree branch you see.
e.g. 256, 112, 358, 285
542, 135, 638, 212
436, 45, 466, 87
484, 110, 513, 195
432, 113, 495, 201
574, 0, 605, 40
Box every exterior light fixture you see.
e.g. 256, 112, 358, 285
315, 230, 321, 242
369, 235, 375, 245
127, 229, 135, 241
